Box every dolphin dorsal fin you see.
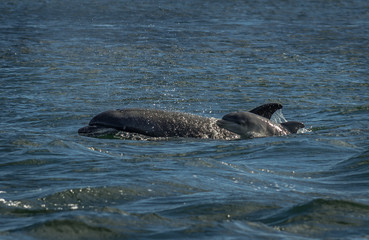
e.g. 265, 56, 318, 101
281, 121, 305, 133
249, 103, 283, 119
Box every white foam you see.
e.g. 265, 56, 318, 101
270, 109, 287, 124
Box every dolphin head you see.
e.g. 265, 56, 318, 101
78, 110, 127, 138
78, 109, 169, 138
217, 111, 269, 138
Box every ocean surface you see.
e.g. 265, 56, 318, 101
1, 0, 369, 239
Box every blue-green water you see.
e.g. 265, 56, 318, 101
1, 0, 369, 239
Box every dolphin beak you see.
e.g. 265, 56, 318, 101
78, 126, 94, 135
78, 125, 119, 137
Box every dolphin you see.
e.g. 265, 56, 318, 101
78, 103, 304, 139
217, 111, 304, 139
78, 108, 236, 139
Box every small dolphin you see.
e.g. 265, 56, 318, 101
217, 111, 304, 138
78, 103, 304, 139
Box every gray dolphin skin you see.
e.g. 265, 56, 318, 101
78, 103, 304, 139
78, 108, 237, 139
217, 111, 304, 139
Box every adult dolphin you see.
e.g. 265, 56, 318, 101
78, 103, 304, 139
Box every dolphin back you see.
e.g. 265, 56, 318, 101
280, 121, 305, 133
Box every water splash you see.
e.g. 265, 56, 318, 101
270, 109, 287, 124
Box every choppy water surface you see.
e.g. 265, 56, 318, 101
1, 0, 369, 239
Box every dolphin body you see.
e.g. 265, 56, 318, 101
78, 103, 304, 139
217, 111, 304, 139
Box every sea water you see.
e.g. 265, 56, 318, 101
1, 0, 369, 239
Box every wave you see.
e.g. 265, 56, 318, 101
17, 218, 123, 240
330, 149, 369, 185
4, 195, 369, 239
259, 198, 369, 238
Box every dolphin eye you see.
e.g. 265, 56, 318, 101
231, 116, 246, 125
238, 119, 247, 125
236, 115, 249, 124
